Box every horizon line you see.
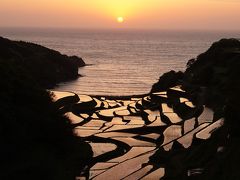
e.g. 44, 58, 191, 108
0, 26, 240, 32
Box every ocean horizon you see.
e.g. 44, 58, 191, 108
1, 28, 239, 95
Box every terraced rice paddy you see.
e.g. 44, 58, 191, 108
52, 86, 224, 180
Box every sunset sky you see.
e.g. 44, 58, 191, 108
0, 0, 240, 30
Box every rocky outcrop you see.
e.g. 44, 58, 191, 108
0, 36, 85, 88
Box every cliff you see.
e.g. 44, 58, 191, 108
0, 36, 85, 88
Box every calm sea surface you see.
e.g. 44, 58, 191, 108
1, 28, 239, 95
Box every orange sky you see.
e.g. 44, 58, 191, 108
0, 0, 240, 30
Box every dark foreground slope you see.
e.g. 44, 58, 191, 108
0, 36, 85, 88
0, 39, 91, 180
151, 38, 240, 179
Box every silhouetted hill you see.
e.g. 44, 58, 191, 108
183, 38, 240, 142
0, 38, 91, 180
184, 39, 240, 110
0, 36, 85, 88
151, 38, 240, 112
152, 38, 240, 136
151, 39, 240, 179
0, 57, 92, 180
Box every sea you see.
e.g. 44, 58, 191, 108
0, 28, 239, 95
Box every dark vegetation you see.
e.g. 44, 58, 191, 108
0, 36, 85, 88
151, 38, 240, 179
151, 70, 184, 93
183, 38, 240, 139
0, 38, 91, 180
183, 39, 240, 137
151, 38, 240, 115
184, 38, 240, 111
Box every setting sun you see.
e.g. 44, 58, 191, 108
117, 17, 124, 23
1, 0, 240, 29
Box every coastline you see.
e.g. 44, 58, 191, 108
1, 37, 240, 179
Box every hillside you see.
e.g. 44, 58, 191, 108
0, 36, 85, 88
150, 39, 240, 179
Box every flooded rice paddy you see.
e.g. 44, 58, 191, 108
51, 86, 224, 180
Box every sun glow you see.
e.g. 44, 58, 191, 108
1, 0, 240, 30
117, 17, 124, 23
92, 0, 148, 20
